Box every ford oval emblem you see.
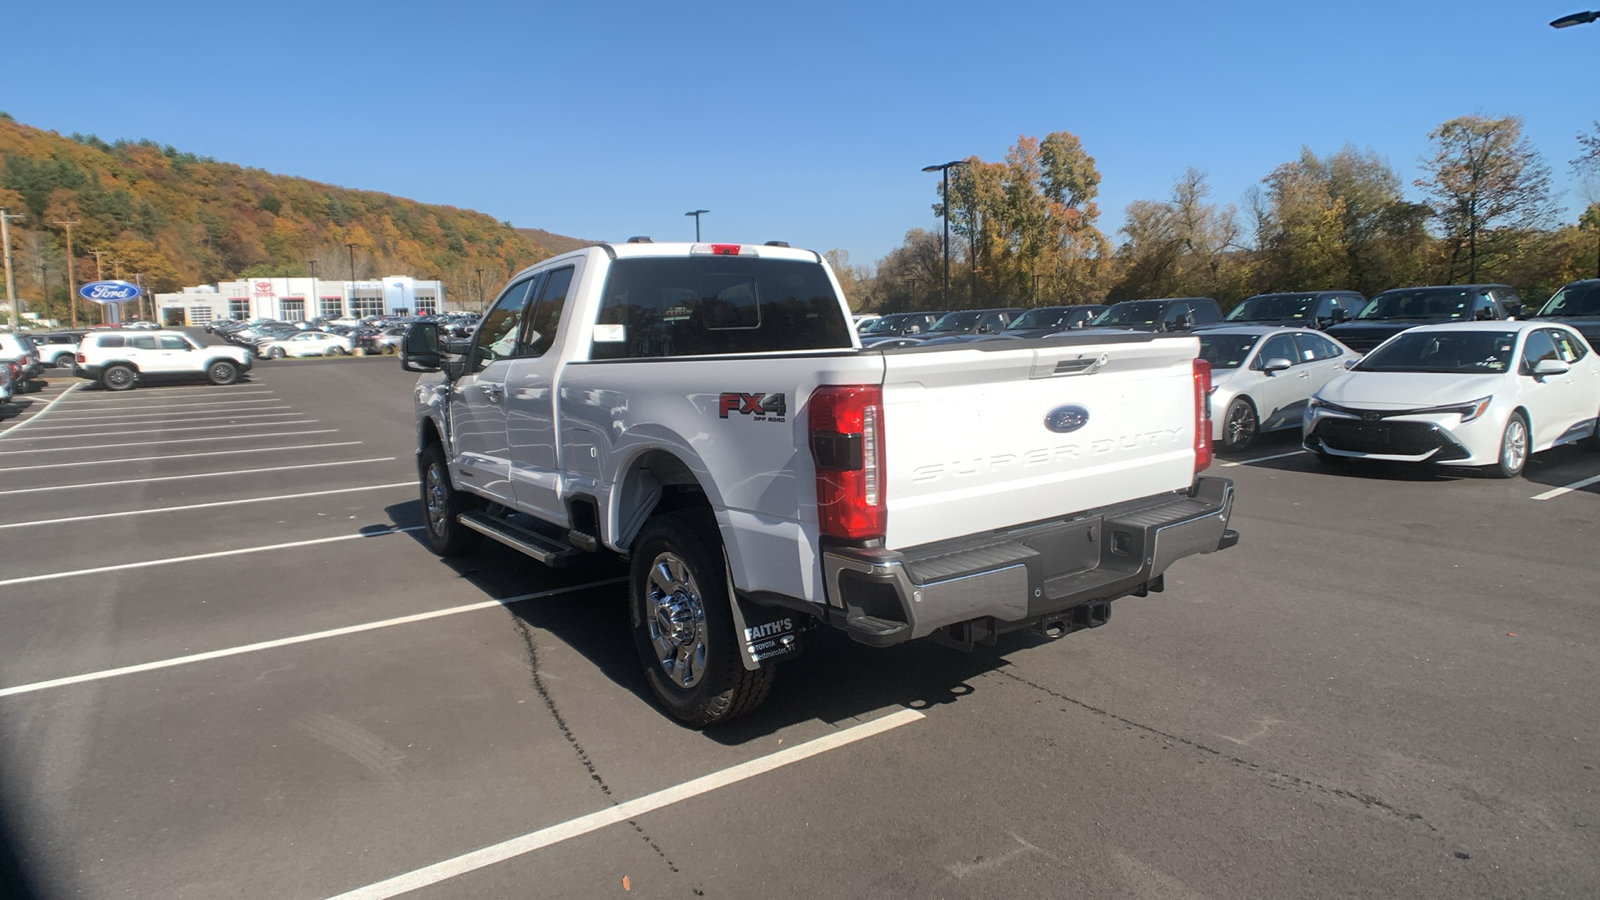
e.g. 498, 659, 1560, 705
77, 280, 142, 303
1044, 404, 1090, 433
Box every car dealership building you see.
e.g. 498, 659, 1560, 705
155, 275, 445, 325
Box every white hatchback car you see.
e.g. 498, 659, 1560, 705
257, 331, 354, 359
1200, 326, 1361, 452
1303, 321, 1600, 477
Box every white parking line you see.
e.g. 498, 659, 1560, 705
0, 458, 399, 496
10, 416, 310, 438
0, 429, 338, 455
16, 408, 297, 427
44, 399, 288, 416
0, 483, 414, 530
0, 441, 363, 472
0, 429, 337, 454
327, 708, 925, 900
1531, 474, 1600, 501
60, 389, 274, 404
0, 382, 85, 437
1220, 450, 1308, 468
0, 580, 627, 699
0, 525, 425, 587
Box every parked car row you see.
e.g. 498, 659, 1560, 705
208, 312, 480, 358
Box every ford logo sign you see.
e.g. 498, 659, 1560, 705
1044, 404, 1090, 433
78, 280, 142, 303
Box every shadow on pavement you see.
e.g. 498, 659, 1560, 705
377, 500, 1037, 743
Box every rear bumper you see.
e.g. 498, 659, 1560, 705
820, 477, 1237, 647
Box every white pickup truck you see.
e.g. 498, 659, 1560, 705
402, 240, 1238, 726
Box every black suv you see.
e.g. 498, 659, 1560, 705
1087, 297, 1222, 332
1531, 279, 1600, 348
1220, 291, 1364, 330
856, 311, 946, 338
1325, 284, 1524, 353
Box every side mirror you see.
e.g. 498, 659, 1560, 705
1474, 307, 1496, 321
1329, 308, 1349, 324
1344, 358, 1360, 369
1263, 357, 1294, 374
1170, 314, 1192, 331
1532, 358, 1570, 377
400, 322, 442, 373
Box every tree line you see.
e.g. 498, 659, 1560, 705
849, 116, 1600, 313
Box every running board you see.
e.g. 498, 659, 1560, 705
458, 512, 581, 568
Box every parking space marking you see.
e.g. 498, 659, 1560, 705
0, 382, 85, 437
10, 416, 311, 438
327, 708, 925, 900
0, 441, 364, 472
1531, 474, 1600, 501
0, 483, 414, 530
59, 390, 274, 404
18, 409, 299, 428
0, 525, 426, 588
44, 399, 288, 416
0, 579, 627, 699
0, 458, 398, 496
0, 429, 339, 455
1220, 450, 1308, 468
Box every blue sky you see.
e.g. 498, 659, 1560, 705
4, 1, 1594, 270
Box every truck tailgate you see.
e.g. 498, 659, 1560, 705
880, 335, 1201, 550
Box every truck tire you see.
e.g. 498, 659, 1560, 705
419, 441, 482, 557
629, 511, 773, 728
102, 364, 136, 391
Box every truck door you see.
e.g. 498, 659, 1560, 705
449, 276, 538, 505
506, 265, 576, 522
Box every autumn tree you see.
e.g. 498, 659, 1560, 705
869, 229, 945, 312
1108, 169, 1247, 302
1417, 115, 1554, 283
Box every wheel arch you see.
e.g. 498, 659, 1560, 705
610, 447, 719, 554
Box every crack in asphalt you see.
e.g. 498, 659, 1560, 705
510, 616, 706, 895
995, 669, 1436, 832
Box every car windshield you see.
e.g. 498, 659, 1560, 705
1538, 283, 1600, 317
1226, 295, 1315, 322
1355, 330, 1515, 374
1091, 301, 1164, 327
930, 312, 981, 332
1005, 308, 1068, 330
1197, 334, 1261, 370
1357, 289, 1470, 321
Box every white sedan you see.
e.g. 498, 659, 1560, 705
1303, 321, 1600, 477
257, 331, 354, 359
1200, 326, 1362, 452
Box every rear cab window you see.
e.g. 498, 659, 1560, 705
590, 256, 851, 359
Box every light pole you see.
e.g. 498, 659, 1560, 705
684, 209, 709, 241
346, 243, 358, 316
307, 259, 319, 318
1, 208, 22, 324
920, 160, 967, 306
1550, 10, 1600, 26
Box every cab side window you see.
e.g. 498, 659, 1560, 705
158, 336, 190, 350
131, 336, 157, 350
1294, 333, 1339, 361
473, 278, 537, 372
521, 267, 573, 358
1520, 329, 1559, 373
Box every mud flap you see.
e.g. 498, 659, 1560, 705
724, 564, 802, 671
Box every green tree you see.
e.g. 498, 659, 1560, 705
1417, 115, 1553, 283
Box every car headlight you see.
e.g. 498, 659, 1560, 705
1416, 396, 1492, 423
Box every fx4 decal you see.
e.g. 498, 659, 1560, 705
718, 392, 787, 422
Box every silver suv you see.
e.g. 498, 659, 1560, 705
76, 330, 253, 391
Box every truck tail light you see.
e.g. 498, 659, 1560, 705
1193, 358, 1212, 473
77, 351, 87, 364
808, 385, 886, 541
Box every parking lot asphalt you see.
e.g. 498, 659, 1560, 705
1, 342, 1597, 899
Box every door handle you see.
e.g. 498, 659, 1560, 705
480, 384, 503, 401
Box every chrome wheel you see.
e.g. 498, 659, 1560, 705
424, 459, 450, 539
1500, 415, 1528, 476
645, 552, 708, 690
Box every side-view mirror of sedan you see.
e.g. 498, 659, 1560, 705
1532, 358, 1571, 377
1262, 357, 1294, 374
1344, 358, 1360, 369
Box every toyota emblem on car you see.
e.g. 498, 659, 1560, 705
1044, 404, 1091, 433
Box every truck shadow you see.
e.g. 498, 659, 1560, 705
379, 499, 1035, 744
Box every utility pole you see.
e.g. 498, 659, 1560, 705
91, 249, 109, 279
133, 273, 146, 323
1, 208, 22, 325
307, 259, 319, 318
346, 243, 358, 316
54, 218, 79, 327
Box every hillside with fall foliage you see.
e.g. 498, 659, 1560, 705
0, 114, 572, 319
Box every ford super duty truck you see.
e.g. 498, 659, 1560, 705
401, 240, 1239, 726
